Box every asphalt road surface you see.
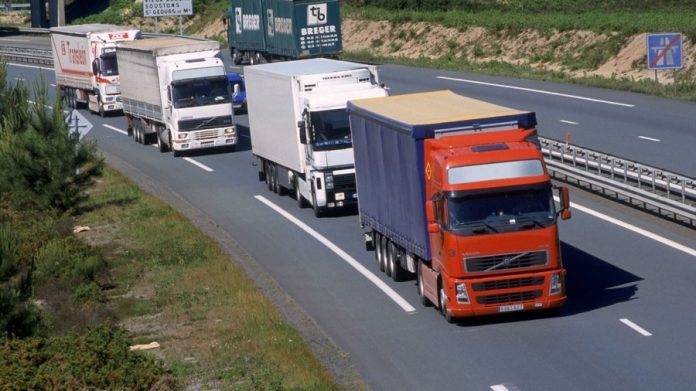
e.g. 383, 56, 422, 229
5, 47, 696, 391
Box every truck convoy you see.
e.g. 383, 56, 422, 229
348, 90, 572, 322
116, 37, 237, 156
49, 24, 140, 116
227, 0, 342, 65
245, 58, 388, 216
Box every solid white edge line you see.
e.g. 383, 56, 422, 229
491, 385, 510, 391
183, 157, 214, 172
638, 136, 661, 142
554, 196, 696, 258
437, 76, 635, 107
255, 195, 417, 313
103, 124, 128, 136
560, 120, 579, 125
620, 318, 653, 336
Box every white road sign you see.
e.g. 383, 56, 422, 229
66, 110, 93, 140
143, 0, 193, 17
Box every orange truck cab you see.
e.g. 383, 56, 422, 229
348, 90, 571, 322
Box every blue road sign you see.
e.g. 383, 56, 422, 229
647, 33, 683, 70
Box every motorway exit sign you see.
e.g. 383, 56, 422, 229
143, 0, 193, 17
647, 33, 683, 70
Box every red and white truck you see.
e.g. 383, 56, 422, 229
348, 90, 572, 322
49, 24, 140, 116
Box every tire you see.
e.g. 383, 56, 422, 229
157, 130, 169, 153
172, 148, 181, 158
312, 191, 323, 218
249, 52, 257, 65
98, 101, 105, 117
374, 232, 382, 266
439, 284, 455, 324
295, 177, 307, 208
134, 124, 141, 144
232, 48, 242, 65
378, 235, 387, 273
385, 240, 394, 278
417, 259, 432, 307
389, 243, 406, 282
266, 163, 274, 192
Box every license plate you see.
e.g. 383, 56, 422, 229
498, 304, 524, 313
335, 192, 345, 201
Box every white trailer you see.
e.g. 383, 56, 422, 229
116, 37, 237, 156
245, 58, 388, 216
49, 24, 140, 116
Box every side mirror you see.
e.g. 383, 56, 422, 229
233, 83, 240, 96
298, 120, 307, 144
91, 59, 99, 76
558, 186, 571, 220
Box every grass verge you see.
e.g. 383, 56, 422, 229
74, 166, 343, 390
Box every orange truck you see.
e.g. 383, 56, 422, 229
347, 90, 571, 322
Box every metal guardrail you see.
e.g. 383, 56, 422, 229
541, 137, 696, 227
0, 45, 52, 65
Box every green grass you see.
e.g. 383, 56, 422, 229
75, 167, 343, 390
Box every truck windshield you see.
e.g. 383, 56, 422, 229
310, 109, 352, 151
100, 53, 118, 76
447, 184, 556, 235
171, 77, 230, 108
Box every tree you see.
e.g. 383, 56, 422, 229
0, 62, 104, 213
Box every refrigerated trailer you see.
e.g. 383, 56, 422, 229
49, 24, 140, 116
348, 90, 572, 322
245, 58, 387, 216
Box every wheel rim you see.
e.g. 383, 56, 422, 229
440, 288, 447, 315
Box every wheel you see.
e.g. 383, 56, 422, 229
439, 284, 455, 324
157, 130, 169, 153
232, 48, 242, 65
172, 148, 181, 157
373, 232, 382, 266
265, 162, 273, 192
295, 177, 307, 208
134, 124, 142, 144
378, 235, 387, 273
312, 191, 323, 218
389, 243, 406, 282
249, 52, 257, 65
385, 240, 394, 278
417, 259, 432, 307
98, 101, 105, 117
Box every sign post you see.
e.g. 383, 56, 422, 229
646, 33, 683, 84
143, 0, 193, 34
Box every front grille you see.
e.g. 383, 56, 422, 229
332, 173, 355, 191
472, 276, 544, 291
193, 129, 221, 140
476, 290, 542, 305
178, 116, 233, 132
465, 250, 548, 273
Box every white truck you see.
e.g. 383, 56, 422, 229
245, 58, 388, 216
49, 24, 140, 116
116, 37, 237, 156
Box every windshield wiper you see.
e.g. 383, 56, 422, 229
453, 221, 498, 234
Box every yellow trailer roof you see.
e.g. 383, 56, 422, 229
349, 90, 529, 126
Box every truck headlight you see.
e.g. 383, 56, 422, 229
549, 274, 562, 295
224, 127, 236, 135
325, 174, 334, 190
178, 133, 189, 140
455, 283, 469, 304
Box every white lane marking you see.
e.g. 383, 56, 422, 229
437, 76, 635, 107
103, 124, 128, 136
255, 195, 417, 313
7, 62, 53, 71
0, 38, 30, 42
555, 196, 696, 257
638, 136, 661, 142
620, 318, 653, 336
183, 157, 214, 172
560, 120, 579, 125
491, 384, 519, 391
50, 83, 56, 87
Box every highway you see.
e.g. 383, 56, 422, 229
5, 40, 696, 390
